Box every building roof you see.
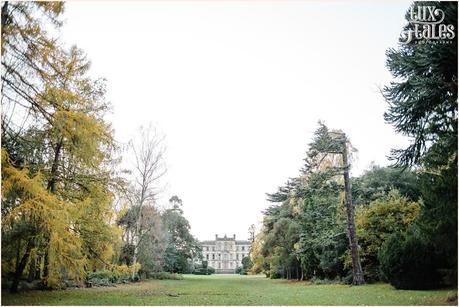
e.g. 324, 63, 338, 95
200, 234, 251, 245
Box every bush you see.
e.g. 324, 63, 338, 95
86, 264, 141, 287
63, 279, 80, 289
147, 272, 183, 280
268, 268, 282, 279
191, 263, 215, 275
87, 270, 115, 286
353, 190, 420, 282
236, 266, 248, 275
310, 276, 343, 285
379, 227, 443, 290
192, 267, 214, 275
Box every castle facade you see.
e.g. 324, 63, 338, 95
200, 234, 251, 273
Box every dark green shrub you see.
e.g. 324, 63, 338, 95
191, 263, 215, 275
63, 279, 80, 288
147, 272, 183, 280
87, 270, 113, 281
268, 268, 281, 279
192, 267, 215, 275
192, 269, 207, 275
87, 270, 116, 286
379, 227, 442, 290
87, 268, 136, 286
242, 256, 253, 271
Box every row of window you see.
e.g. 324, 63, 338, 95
205, 253, 247, 260
202, 246, 248, 252
207, 261, 237, 269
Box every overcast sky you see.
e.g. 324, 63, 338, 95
60, 0, 412, 241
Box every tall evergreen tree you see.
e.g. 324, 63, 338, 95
382, 1, 457, 288
383, 1, 457, 167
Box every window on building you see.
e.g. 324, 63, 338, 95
212, 254, 215, 260
236, 254, 239, 260
242, 246, 245, 251
206, 254, 209, 260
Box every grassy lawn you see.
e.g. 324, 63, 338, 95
2, 274, 456, 305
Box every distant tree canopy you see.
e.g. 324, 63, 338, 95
161, 197, 201, 274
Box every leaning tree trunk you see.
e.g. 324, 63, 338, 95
342, 143, 365, 285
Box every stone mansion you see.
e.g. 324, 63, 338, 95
200, 234, 251, 273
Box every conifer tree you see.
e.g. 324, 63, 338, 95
303, 123, 364, 285
1, 2, 121, 291
382, 1, 457, 288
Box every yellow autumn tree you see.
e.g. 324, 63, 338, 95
1, 2, 123, 292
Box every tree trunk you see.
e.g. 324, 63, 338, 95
11, 240, 33, 293
47, 139, 63, 193
27, 257, 36, 282
43, 248, 49, 285
131, 206, 142, 280
1, 2, 9, 38
131, 247, 138, 280
342, 143, 365, 285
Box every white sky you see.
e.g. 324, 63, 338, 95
60, 0, 412, 241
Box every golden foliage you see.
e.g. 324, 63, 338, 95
2, 150, 86, 288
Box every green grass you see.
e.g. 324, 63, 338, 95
2, 274, 456, 305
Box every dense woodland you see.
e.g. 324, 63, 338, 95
0, 0, 457, 295
251, 1, 457, 290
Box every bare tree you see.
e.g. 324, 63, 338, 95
127, 124, 166, 278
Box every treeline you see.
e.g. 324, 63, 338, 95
251, 1, 457, 290
117, 195, 201, 278
1, 2, 200, 292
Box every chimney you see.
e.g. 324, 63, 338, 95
233, 234, 236, 239
215, 234, 218, 240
